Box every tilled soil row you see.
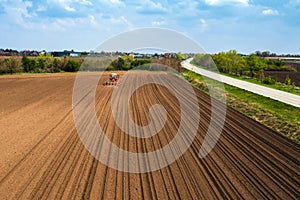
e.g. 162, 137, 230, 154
0, 72, 299, 199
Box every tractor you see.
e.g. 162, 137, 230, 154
103, 73, 120, 86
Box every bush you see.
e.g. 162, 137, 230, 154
22, 56, 36, 72
192, 54, 216, 70
122, 64, 130, 70
262, 76, 277, 85
64, 59, 81, 72
52, 58, 61, 72
284, 76, 291, 85
36, 57, 47, 69
0, 58, 9, 74
33, 67, 43, 73
106, 65, 115, 71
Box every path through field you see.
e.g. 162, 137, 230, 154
0, 72, 299, 199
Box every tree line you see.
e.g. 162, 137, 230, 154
0, 55, 84, 74
0, 55, 182, 74
0, 55, 146, 74
192, 50, 295, 79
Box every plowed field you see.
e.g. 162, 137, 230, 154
0, 72, 299, 199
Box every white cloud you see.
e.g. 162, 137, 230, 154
37, 5, 47, 12
42, 19, 68, 31
137, 0, 167, 14
200, 18, 208, 32
65, 5, 76, 12
204, 0, 249, 6
110, 16, 130, 25
151, 20, 166, 26
98, 0, 124, 7
46, 0, 93, 9
41, 17, 85, 31
109, 0, 124, 5
89, 15, 97, 25
79, 0, 93, 5
173, 0, 201, 17
1, 0, 35, 28
24, 1, 33, 8
262, 9, 279, 16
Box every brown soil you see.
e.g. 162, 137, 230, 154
0, 72, 299, 199
264, 63, 300, 86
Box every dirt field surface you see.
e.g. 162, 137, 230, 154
265, 63, 300, 86
0, 72, 299, 199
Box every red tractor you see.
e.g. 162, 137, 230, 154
103, 73, 119, 86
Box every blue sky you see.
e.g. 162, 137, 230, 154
0, 0, 299, 54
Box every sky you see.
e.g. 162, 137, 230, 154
0, 0, 299, 54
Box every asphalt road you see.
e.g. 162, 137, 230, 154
182, 58, 300, 108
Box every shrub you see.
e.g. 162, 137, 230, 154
284, 76, 291, 85
64, 59, 81, 72
0, 58, 9, 74
106, 65, 115, 71
262, 76, 277, 85
52, 58, 61, 72
122, 64, 130, 70
22, 56, 36, 72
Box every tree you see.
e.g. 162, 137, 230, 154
122, 63, 130, 70
0, 58, 10, 74
227, 50, 242, 75
261, 51, 270, 57
36, 56, 47, 70
193, 54, 216, 71
111, 57, 124, 70
45, 54, 54, 71
8, 57, 21, 74
236, 58, 247, 76
21, 56, 36, 72
52, 58, 61, 72
176, 53, 188, 61
64, 59, 80, 72
245, 54, 263, 78
60, 56, 69, 71
255, 51, 262, 57
81, 51, 89, 56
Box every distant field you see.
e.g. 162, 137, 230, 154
265, 63, 300, 86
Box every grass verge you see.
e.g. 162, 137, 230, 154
182, 69, 300, 144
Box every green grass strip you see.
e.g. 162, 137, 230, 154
182, 69, 300, 144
